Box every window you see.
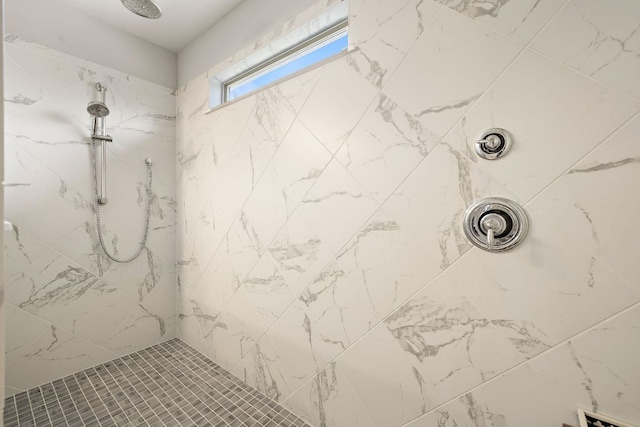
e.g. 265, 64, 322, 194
209, 1, 349, 109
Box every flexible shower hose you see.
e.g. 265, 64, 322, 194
90, 138, 153, 263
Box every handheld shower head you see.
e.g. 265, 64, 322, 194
121, 0, 163, 19
87, 83, 110, 118
87, 101, 110, 118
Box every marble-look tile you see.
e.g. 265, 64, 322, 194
451, 209, 640, 358
261, 260, 375, 401
5, 325, 97, 391
242, 251, 297, 331
5, 386, 24, 398
297, 159, 380, 255
5, 304, 51, 368
56, 281, 137, 345
532, 0, 640, 100
436, 0, 566, 44
531, 114, 640, 287
298, 56, 379, 154
287, 362, 376, 427
5, 172, 93, 248
267, 209, 334, 297
3, 137, 50, 195
101, 247, 170, 303
335, 94, 441, 203
347, 0, 441, 88
335, 144, 511, 326
203, 313, 243, 372
404, 410, 461, 427
83, 346, 119, 370
103, 273, 175, 355
242, 120, 332, 248
530, 305, 640, 426
223, 286, 267, 357
444, 364, 577, 426
202, 241, 243, 310
232, 87, 297, 187
237, 336, 287, 401
5, 242, 99, 323
444, 49, 640, 201
3, 54, 46, 116
269, 67, 323, 115
383, 8, 521, 138
224, 212, 267, 284
5, 42, 94, 95
337, 279, 524, 427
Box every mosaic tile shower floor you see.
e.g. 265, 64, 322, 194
3, 339, 311, 427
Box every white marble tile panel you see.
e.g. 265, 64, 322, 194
530, 114, 640, 287
337, 278, 523, 427
56, 281, 137, 345
335, 94, 441, 203
223, 286, 267, 358
348, 0, 441, 88
287, 362, 376, 427
532, 0, 640, 100
5, 98, 89, 173
269, 67, 323, 115
242, 120, 332, 248
5, 42, 93, 96
444, 364, 577, 427
3, 137, 50, 192
83, 347, 119, 370
297, 159, 380, 255
5, 325, 97, 391
202, 241, 243, 310
224, 212, 267, 284
103, 274, 175, 356
4, 225, 51, 276
530, 305, 640, 426
335, 143, 512, 326
101, 247, 171, 303
444, 49, 640, 201
5, 243, 99, 323
298, 56, 379, 154
242, 251, 297, 331
404, 410, 461, 427
237, 336, 287, 401
383, 8, 521, 138
451, 209, 640, 358
201, 313, 242, 372
5, 304, 51, 369
436, 0, 566, 44
3, 54, 46, 116
267, 209, 335, 297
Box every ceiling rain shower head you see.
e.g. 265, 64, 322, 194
121, 0, 163, 19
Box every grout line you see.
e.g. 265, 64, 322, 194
396, 299, 640, 427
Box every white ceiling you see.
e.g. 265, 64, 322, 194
56, 0, 246, 52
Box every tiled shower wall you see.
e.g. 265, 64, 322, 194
176, 0, 640, 426
3, 37, 177, 396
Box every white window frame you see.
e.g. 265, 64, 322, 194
209, 1, 349, 109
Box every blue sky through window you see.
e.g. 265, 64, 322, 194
227, 34, 348, 101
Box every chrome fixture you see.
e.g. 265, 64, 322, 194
121, 0, 163, 19
88, 83, 111, 205
475, 128, 512, 160
463, 197, 528, 253
87, 83, 154, 263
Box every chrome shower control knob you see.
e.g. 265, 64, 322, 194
463, 197, 528, 253
475, 128, 512, 160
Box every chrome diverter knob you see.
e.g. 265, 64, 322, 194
463, 197, 529, 253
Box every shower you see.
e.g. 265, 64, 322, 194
121, 0, 163, 19
87, 83, 153, 263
